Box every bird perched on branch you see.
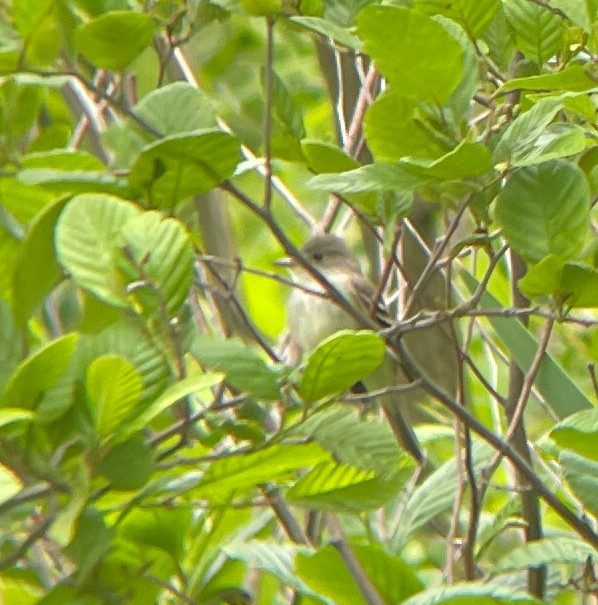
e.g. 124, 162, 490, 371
276, 233, 424, 463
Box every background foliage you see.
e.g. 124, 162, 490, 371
1, 0, 598, 603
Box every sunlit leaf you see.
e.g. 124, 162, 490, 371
0, 333, 78, 409
192, 335, 281, 400
414, 0, 499, 37
134, 82, 217, 136
55, 194, 139, 307
191, 443, 330, 503
287, 460, 406, 512
128, 129, 241, 207
309, 162, 433, 194
13, 197, 68, 324
297, 544, 422, 605
495, 160, 590, 263
75, 11, 156, 70
494, 537, 598, 572
561, 452, 598, 517
499, 64, 598, 93
401, 583, 542, 605
503, 0, 563, 64
551, 409, 598, 460
299, 330, 385, 402
123, 372, 224, 436
86, 354, 142, 440
357, 6, 463, 103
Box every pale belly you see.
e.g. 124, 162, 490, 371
287, 289, 358, 352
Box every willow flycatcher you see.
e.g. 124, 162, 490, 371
276, 234, 424, 463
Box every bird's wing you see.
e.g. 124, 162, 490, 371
350, 274, 393, 328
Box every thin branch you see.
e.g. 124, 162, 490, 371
393, 339, 598, 551
0, 515, 55, 570
0, 483, 54, 516
403, 198, 471, 317
328, 516, 386, 605
504, 317, 554, 445
260, 484, 309, 545
169, 46, 315, 227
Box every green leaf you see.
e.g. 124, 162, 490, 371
0, 300, 20, 392
224, 541, 312, 596
0, 178, 54, 223
119, 506, 191, 560
267, 70, 305, 141
56, 194, 193, 316
518, 257, 598, 309
128, 129, 240, 207
192, 335, 281, 400
495, 160, 590, 263
134, 82, 217, 136
440, 16, 481, 122
393, 442, 494, 548
560, 451, 598, 517
297, 544, 423, 605
35, 321, 171, 424
55, 194, 139, 307
476, 498, 523, 558
13, 197, 68, 324
287, 16, 362, 49
503, 0, 563, 64
0, 463, 23, 504
123, 372, 224, 436
75, 11, 156, 71
551, 409, 598, 460
191, 443, 329, 503
65, 508, 115, 583
365, 92, 450, 161
86, 354, 143, 441
499, 64, 598, 93
21, 149, 106, 171
493, 97, 563, 167
17, 168, 132, 197
543, 0, 597, 33
0, 408, 34, 429
287, 460, 405, 512
97, 436, 154, 490
459, 270, 593, 416
0, 333, 78, 409
299, 330, 385, 403
414, 0, 499, 37
400, 141, 492, 181
494, 537, 598, 573
301, 141, 360, 174
357, 6, 463, 103
518, 254, 564, 298
116, 210, 194, 316
401, 583, 542, 605
12, 0, 54, 38
78, 321, 171, 407
292, 405, 412, 474
515, 123, 588, 167
308, 162, 433, 194
559, 263, 598, 309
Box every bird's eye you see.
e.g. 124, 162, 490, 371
312, 252, 323, 262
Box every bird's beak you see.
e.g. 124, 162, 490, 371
273, 256, 294, 268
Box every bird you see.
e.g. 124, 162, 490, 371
276, 233, 424, 463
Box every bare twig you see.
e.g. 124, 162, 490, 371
328, 516, 386, 605
0, 515, 55, 570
